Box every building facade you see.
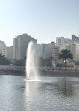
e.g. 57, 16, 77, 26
52, 46, 59, 61
56, 37, 72, 46
38, 42, 55, 59
45, 42, 55, 58
73, 44, 79, 61
6, 46, 13, 60
13, 34, 37, 60
59, 43, 79, 62
0, 40, 6, 56
40, 44, 46, 59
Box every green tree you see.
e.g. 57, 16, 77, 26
39, 57, 53, 67
59, 49, 73, 66
13, 59, 25, 66
0, 54, 10, 65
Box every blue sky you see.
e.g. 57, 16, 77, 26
0, 0, 79, 46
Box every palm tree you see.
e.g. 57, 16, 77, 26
59, 49, 73, 67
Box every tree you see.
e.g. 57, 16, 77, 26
0, 54, 10, 65
39, 57, 53, 67
13, 59, 25, 66
59, 49, 73, 66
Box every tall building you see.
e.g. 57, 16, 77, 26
45, 42, 55, 58
37, 44, 41, 58
13, 34, 37, 60
38, 42, 55, 59
40, 44, 46, 59
6, 46, 13, 60
56, 37, 72, 46
0, 40, 6, 56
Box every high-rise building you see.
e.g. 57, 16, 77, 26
40, 44, 46, 59
0, 40, 6, 56
13, 34, 37, 60
38, 42, 55, 59
45, 42, 55, 58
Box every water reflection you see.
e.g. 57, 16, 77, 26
57, 78, 73, 96
24, 77, 79, 111
25, 81, 39, 110
55, 77, 79, 97
25, 77, 79, 98
72, 83, 79, 96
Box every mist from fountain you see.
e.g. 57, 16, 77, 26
26, 41, 39, 80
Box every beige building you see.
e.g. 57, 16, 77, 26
59, 44, 70, 52
73, 44, 79, 61
52, 46, 59, 61
6, 46, 13, 60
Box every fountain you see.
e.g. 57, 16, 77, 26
26, 41, 38, 80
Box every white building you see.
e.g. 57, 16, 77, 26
45, 42, 55, 58
56, 37, 65, 46
56, 37, 72, 46
38, 42, 56, 59
13, 34, 37, 60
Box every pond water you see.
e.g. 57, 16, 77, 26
0, 75, 79, 111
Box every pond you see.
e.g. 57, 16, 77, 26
0, 75, 79, 111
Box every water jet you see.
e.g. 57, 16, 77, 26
26, 41, 38, 80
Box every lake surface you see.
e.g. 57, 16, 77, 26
0, 75, 79, 111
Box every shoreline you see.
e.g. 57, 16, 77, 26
0, 70, 79, 77
40, 70, 79, 77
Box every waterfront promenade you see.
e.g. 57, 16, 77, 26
0, 65, 79, 77
0, 65, 25, 71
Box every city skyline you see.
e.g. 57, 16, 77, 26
0, 33, 79, 62
1, 33, 79, 46
0, 0, 79, 46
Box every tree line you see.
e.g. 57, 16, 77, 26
0, 49, 74, 67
